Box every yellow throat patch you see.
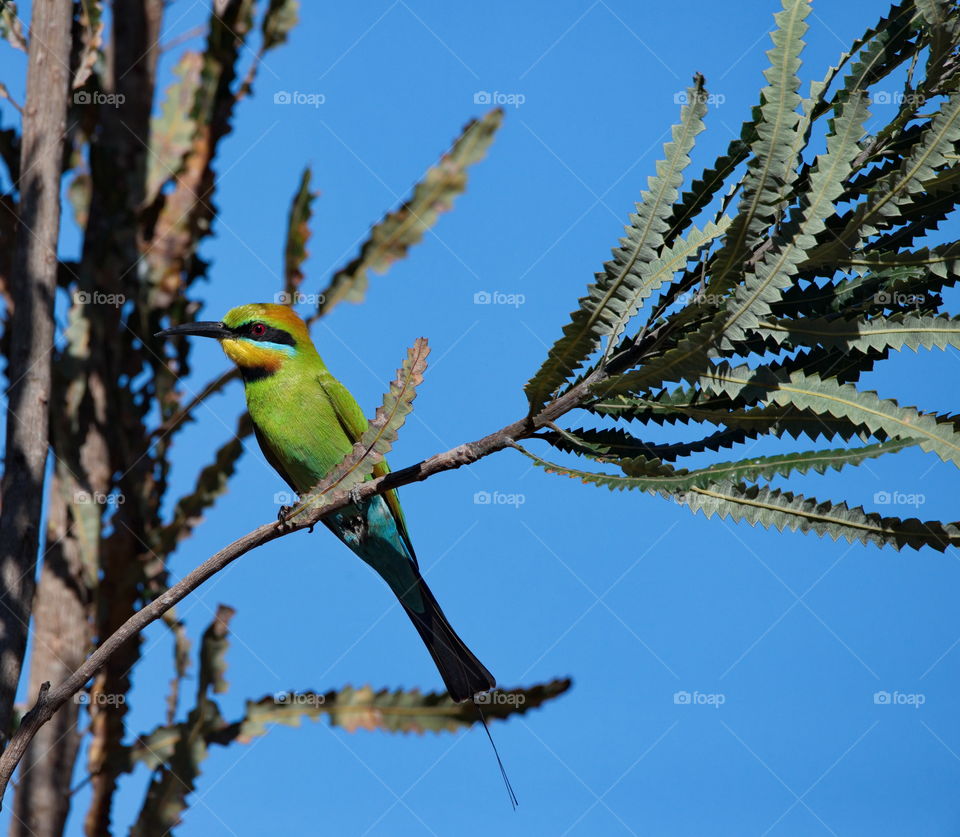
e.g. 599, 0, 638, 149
221, 338, 286, 373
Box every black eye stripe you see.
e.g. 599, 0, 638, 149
233, 321, 296, 346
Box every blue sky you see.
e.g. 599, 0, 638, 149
3, 0, 960, 834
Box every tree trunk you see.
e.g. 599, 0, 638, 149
10, 476, 89, 837
0, 0, 73, 745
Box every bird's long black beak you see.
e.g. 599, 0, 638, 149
155, 321, 232, 340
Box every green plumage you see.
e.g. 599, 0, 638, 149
159, 303, 494, 702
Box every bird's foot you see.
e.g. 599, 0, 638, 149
348, 484, 363, 508
276, 504, 296, 531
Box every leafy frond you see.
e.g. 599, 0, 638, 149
290, 339, 429, 520
677, 481, 959, 552
523, 74, 710, 412
282, 166, 316, 302
700, 364, 960, 466
602, 93, 870, 394
754, 312, 960, 354
706, 0, 811, 289
516, 438, 911, 492
313, 110, 502, 318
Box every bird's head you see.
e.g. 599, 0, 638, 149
156, 303, 316, 380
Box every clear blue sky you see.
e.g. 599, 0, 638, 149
3, 1, 960, 834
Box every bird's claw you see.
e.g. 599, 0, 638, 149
276, 503, 300, 532
349, 484, 363, 507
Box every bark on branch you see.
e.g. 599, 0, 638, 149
0, 0, 73, 746
0, 366, 602, 805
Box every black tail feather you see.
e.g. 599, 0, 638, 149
403, 573, 495, 702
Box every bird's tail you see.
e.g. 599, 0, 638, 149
402, 572, 495, 703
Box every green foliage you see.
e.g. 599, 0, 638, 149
124, 607, 569, 833
524, 0, 960, 550
290, 338, 429, 521
72, 0, 103, 90
314, 109, 503, 318
524, 74, 711, 412
145, 51, 204, 205
282, 165, 316, 301
262, 0, 300, 50
0, 1, 26, 52
0, 0, 540, 831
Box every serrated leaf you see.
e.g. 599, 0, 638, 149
516, 438, 911, 492
281, 165, 315, 301
524, 75, 710, 412
603, 218, 731, 362
663, 131, 751, 243
145, 1, 257, 304
130, 604, 237, 837
162, 610, 192, 725
544, 423, 760, 463
601, 93, 870, 394
755, 312, 960, 354
198, 604, 235, 696
314, 111, 501, 318
718, 93, 869, 346
700, 364, 960, 466
290, 339, 429, 520
262, 0, 299, 51
145, 51, 204, 206
675, 481, 960, 552
155, 412, 253, 556
707, 0, 810, 288
820, 90, 960, 258
241, 679, 572, 737
124, 679, 571, 772
0, 1, 26, 52
588, 394, 888, 444
72, 0, 103, 89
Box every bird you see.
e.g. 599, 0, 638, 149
157, 303, 496, 702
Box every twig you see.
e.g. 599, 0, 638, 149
150, 367, 240, 439
0, 367, 603, 805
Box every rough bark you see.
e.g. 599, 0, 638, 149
75, 2, 164, 835
10, 476, 89, 837
0, 0, 73, 745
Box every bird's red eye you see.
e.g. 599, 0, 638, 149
250, 323, 267, 337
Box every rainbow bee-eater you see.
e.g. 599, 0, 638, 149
158, 303, 495, 702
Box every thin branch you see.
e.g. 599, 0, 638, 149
150, 367, 240, 439
0, 366, 601, 805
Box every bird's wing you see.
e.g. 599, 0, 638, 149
253, 422, 300, 493
316, 372, 418, 564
